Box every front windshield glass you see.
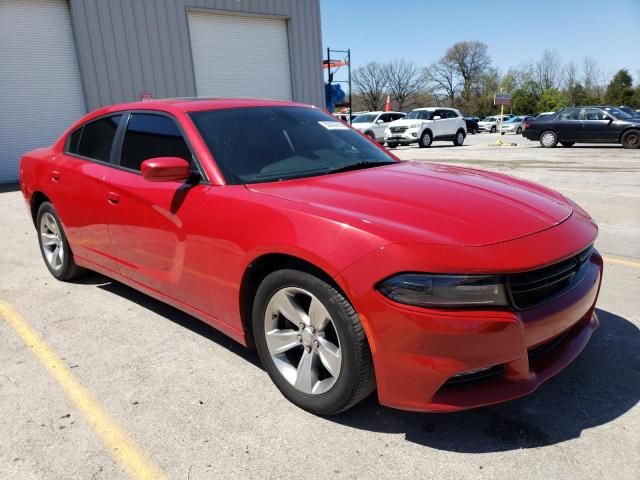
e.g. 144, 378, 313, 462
484, 117, 497, 122
189, 107, 395, 184
352, 114, 378, 123
405, 110, 433, 120
602, 107, 632, 120
505, 117, 521, 123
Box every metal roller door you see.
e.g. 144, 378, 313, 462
0, 0, 86, 183
188, 11, 293, 101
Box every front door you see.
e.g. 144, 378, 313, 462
580, 108, 619, 142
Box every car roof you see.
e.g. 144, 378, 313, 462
413, 107, 453, 111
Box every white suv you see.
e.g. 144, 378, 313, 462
350, 111, 405, 143
384, 107, 466, 148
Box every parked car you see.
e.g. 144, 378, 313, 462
350, 111, 405, 143
464, 116, 480, 134
500, 116, 533, 135
617, 105, 640, 117
20, 98, 602, 415
478, 115, 511, 133
385, 107, 467, 147
523, 106, 640, 148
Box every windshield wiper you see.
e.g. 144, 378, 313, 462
326, 160, 395, 175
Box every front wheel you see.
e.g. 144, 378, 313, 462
419, 130, 432, 148
539, 130, 558, 148
36, 202, 84, 281
453, 130, 465, 146
622, 129, 640, 149
516, 127, 523, 134
386, 142, 398, 148
253, 269, 375, 416
490, 126, 496, 133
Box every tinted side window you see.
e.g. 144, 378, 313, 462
378, 113, 393, 123
445, 110, 458, 118
120, 114, 192, 172
583, 108, 609, 121
392, 113, 405, 121
66, 127, 83, 154
77, 115, 122, 162
434, 110, 447, 118
557, 109, 580, 120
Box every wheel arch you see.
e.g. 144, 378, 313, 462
620, 127, 640, 142
239, 253, 349, 346
30, 191, 51, 226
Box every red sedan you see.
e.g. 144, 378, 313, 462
19, 98, 602, 415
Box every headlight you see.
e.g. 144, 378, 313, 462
408, 123, 419, 129
377, 274, 509, 307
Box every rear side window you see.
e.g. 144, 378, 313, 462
120, 114, 192, 172
66, 128, 83, 154
76, 115, 122, 162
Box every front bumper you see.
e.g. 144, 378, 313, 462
385, 128, 420, 144
335, 214, 602, 412
478, 124, 495, 131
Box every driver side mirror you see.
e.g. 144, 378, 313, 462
433, 116, 441, 120
376, 119, 385, 124
141, 157, 191, 182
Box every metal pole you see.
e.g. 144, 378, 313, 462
347, 49, 352, 124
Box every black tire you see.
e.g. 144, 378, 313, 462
418, 130, 432, 148
252, 269, 375, 416
561, 142, 575, 147
453, 130, 465, 146
516, 127, 523, 134
539, 130, 558, 148
36, 202, 84, 281
365, 131, 376, 141
621, 129, 640, 149
387, 143, 398, 148
490, 125, 496, 133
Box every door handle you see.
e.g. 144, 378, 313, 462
51, 170, 61, 181
107, 192, 120, 204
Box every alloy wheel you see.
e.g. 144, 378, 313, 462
40, 212, 64, 271
264, 287, 342, 395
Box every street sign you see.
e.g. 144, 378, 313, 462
494, 93, 512, 106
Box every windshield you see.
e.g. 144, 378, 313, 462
505, 116, 522, 123
602, 107, 632, 120
405, 110, 433, 120
618, 106, 636, 116
352, 114, 378, 123
483, 117, 497, 122
189, 107, 395, 184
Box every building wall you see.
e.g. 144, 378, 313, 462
68, 0, 324, 110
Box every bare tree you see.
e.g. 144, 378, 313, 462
564, 61, 578, 90
384, 60, 426, 110
352, 62, 388, 111
427, 58, 459, 106
582, 57, 606, 97
534, 49, 563, 91
444, 41, 491, 103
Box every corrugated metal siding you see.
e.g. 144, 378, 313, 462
69, 0, 324, 109
0, 0, 86, 183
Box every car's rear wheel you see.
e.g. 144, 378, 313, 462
37, 202, 83, 281
419, 130, 432, 148
561, 142, 575, 147
252, 269, 375, 415
622, 129, 640, 149
453, 130, 465, 146
540, 130, 558, 148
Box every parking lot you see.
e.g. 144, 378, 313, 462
1, 134, 639, 479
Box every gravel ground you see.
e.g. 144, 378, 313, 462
1, 133, 639, 479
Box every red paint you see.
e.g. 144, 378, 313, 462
19, 98, 602, 412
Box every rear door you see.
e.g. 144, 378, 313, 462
432, 110, 448, 138
104, 111, 214, 310
53, 114, 124, 272
553, 108, 582, 141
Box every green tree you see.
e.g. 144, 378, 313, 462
536, 88, 568, 112
512, 80, 540, 114
605, 69, 634, 105
630, 87, 640, 109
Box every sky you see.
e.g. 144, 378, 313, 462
320, 0, 640, 81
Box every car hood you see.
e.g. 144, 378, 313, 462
479, 120, 497, 125
247, 162, 573, 247
351, 122, 374, 130
388, 118, 431, 127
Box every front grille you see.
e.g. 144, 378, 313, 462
390, 126, 408, 133
508, 246, 593, 310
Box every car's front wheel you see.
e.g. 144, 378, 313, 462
386, 142, 398, 148
253, 269, 375, 415
516, 127, 523, 134
453, 130, 465, 146
491, 125, 497, 133
622, 129, 640, 149
540, 130, 558, 148
419, 130, 432, 148
36, 202, 83, 281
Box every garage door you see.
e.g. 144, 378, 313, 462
0, 0, 86, 183
188, 11, 293, 101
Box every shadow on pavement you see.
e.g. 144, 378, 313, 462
329, 308, 639, 452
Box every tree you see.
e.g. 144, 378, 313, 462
605, 69, 635, 105
352, 62, 388, 111
512, 80, 540, 114
384, 60, 426, 110
536, 88, 568, 112
567, 83, 588, 105
582, 57, 605, 98
564, 61, 578, 90
427, 57, 459, 106
631, 87, 640, 109
444, 41, 491, 105
534, 49, 563, 91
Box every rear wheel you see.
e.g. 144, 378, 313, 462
419, 130, 432, 148
622, 129, 640, 149
561, 142, 575, 147
36, 202, 83, 281
539, 130, 558, 148
252, 269, 375, 415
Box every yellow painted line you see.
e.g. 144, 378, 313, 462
0, 301, 166, 480
603, 256, 640, 269
561, 187, 640, 199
